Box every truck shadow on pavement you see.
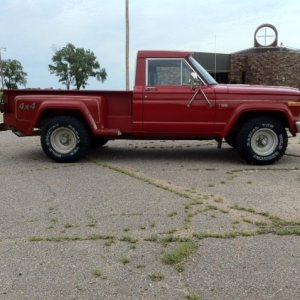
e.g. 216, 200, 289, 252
89, 143, 241, 165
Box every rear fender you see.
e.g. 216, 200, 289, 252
14, 95, 107, 135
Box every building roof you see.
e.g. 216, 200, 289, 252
232, 46, 300, 55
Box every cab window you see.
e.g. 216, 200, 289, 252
147, 59, 193, 86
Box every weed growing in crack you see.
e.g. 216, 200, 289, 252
185, 292, 202, 300
64, 223, 75, 229
161, 240, 197, 269
136, 264, 145, 269
29, 236, 44, 242
167, 211, 178, 217
119, 256, 131, 265
93, 268, 103, 278
148, 272, 164, 281
89, 234, 115, 241
119, 236, 138, 244
144, 234, 158, 242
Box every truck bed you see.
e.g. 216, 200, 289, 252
1, 89, 134, 134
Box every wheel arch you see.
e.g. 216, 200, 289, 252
36, 109, 94, 135
223, 110, 290, 140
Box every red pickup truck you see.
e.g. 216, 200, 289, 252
1, 50, 300, 164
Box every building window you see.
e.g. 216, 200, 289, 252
242, 71, 246, 84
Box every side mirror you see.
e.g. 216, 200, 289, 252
189, 72, 201, 90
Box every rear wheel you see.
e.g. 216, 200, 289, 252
235, 117, 287, 165
41, 116, 90, 162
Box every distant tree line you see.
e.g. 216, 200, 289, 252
0, 43, 107, 90
1, 59, 27, 89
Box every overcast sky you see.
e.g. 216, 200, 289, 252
1, 0, 300, 90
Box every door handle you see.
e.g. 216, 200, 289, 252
145, 87, 158, 91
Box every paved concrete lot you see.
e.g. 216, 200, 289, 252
0, 125, 300, 299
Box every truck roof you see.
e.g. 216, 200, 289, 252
137, 50, 192, 59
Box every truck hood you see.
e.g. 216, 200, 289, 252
222, 84, 300, 97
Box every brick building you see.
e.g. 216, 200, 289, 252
195, 24, 300, 89
230, 45, 300, 88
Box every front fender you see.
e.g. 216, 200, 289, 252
221, 103, 295, 138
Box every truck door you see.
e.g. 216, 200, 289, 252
143, 58, 215, 134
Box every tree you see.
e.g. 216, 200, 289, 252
2, 59, 27, 89
49, 43, 107, 90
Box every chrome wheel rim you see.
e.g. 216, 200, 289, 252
50, 127, 77, 154
251, 128, 278, 156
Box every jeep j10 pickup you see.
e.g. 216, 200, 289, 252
1, 50, 300, 164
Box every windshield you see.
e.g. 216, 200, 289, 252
189, 56, 218, 85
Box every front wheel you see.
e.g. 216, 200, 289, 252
235, 117, 288, 165
41, 116, 90, 162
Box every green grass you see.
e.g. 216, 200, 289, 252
185, 292, 202, 300
167, 211, 178, 217
89, 234, 115, 241
29, 236, 44, 242
144, 234, 158, 242
119, 256, 131, 265
44, 236, 81, 242
150, 221, 156, 228
193, 231, 238, 240
93, 268, 103, 277
136, 264, 145, 269
119, 236, 138, 244
256, 218, 300, 236
148, 272, 164, 281
161, 235, 180, 247
105, 239, 114, 247
64, 223, 75, 229
162, 240, 197, 266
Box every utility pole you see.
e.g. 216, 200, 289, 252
214, 35, 217, 80
0, 47, 6, 89
125, 0, 130, 90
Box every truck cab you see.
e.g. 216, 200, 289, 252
133, 51, 217, 136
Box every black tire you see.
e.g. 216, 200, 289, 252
90, 136, 108, 149
235, 117, 287, 165
225, 133, 236, 148
41, 116, 90, 163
